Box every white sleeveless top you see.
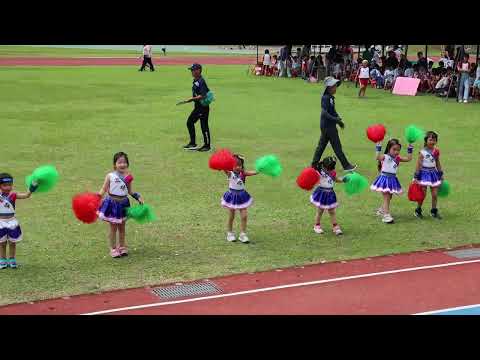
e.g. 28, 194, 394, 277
359, 67, 370, 79
420, 148, 438, 168
263, 54, 271, 66
228, 171, 246, 191
318, 169, 336, 189
0, 193, 15, 216
108, 172, 129, 196
381, 154, 400, 174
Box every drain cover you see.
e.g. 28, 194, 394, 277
152, 280, 223, 300
446, 248, 480, 259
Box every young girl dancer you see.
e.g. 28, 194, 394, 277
357, 60, 370, 97
413, 131, 444, 219
310, 156, 347, 235
221, 154, 258, 243
98, 152, 144, 258
371, 139, 414, 224
0, 173, 37, 269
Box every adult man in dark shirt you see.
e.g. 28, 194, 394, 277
181, 63, 212, 152
311, 77, 357, 172
385, 51, 399, 69
417, 52, 428, 70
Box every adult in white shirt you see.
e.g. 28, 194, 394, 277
139, 45, 155, 72
439, 51, 453, 69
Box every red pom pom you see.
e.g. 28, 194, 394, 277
208, 149, 237, 171
72, 192, 102, 224
296, 167, 320, 191
408, 182, 426, 202
366, 124, 386, 143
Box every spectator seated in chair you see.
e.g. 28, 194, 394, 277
384, 66, 395, 90
370, 64, 384, 88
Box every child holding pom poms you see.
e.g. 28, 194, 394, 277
98, 152, 144, 258
0, 173, 38, 269
371, 139, 414, 224
220, 154, 258, 243
310, 157, 348, 235
413, 131, 444, 220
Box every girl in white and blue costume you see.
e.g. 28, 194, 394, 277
98, 152, 144, 259
413, 131, 444, 219
371, 139, 414, 224
310, 156, 347, 235
0, 173, 38, 269
221, 155, 258, 244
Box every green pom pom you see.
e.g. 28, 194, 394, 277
255, 155, 282, 177
437, 180, 450, 198
405, 125, 425, 143
25, 165, 59, 193
126, 204, 157, 224
200, 91, 215, 106
343, 172, 369, 196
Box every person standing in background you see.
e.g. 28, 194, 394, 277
457, 53, 471, 103
161, 45, 166, 56
139, 45, 155, 72
181, 63, 212, 152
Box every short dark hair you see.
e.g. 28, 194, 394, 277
424, 131, 438, 147
233, 154, 245, 169
0, 173, 13, 184
113, 152, 129, 167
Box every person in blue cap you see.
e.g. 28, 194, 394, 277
179, 63, 212, 152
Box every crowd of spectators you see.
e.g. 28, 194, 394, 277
253, 45, 480, 102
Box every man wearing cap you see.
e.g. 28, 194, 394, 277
181, 63, 212, 152
311, 77, 357, 172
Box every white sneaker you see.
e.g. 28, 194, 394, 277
333, 225, 343, 235
376, 207, 384, 216
313, 225, 324, 234
464, 100, 468, 103
382, 214, 394, 224
239, 233, 250, 243
226, 232, 236, 242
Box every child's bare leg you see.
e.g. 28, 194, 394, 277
109, 223, 118, 249
0, 242, 6, 259
328, 208, 338, 226
227, 210, 235, 232
9, 242, 16, 259
382, 193, 391, 214
417, 186, 428, 208
315, 208, 324, 225
431, 187, 438, 209
240, 209, 248, 233
118, 222, 126, 248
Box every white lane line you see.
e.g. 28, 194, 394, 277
413, 303, 480, 315
81, 259, 480, 315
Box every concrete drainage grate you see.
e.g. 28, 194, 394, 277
152, 281, 223, 300
446, 248, 480, 259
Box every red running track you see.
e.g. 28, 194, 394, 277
1, 246, 480, 315
0, 56, 256, 67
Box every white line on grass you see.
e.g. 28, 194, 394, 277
413, 303, 480, 315
81, 259, 480, 315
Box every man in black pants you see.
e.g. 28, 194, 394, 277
139, 45, 154, 72
311, 77, 357, 172
182, 63, 211, 152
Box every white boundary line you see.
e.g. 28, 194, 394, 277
81, 259, 480, 315
413, 303, 480, 315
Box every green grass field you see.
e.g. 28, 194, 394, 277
0, 65, 479, 306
